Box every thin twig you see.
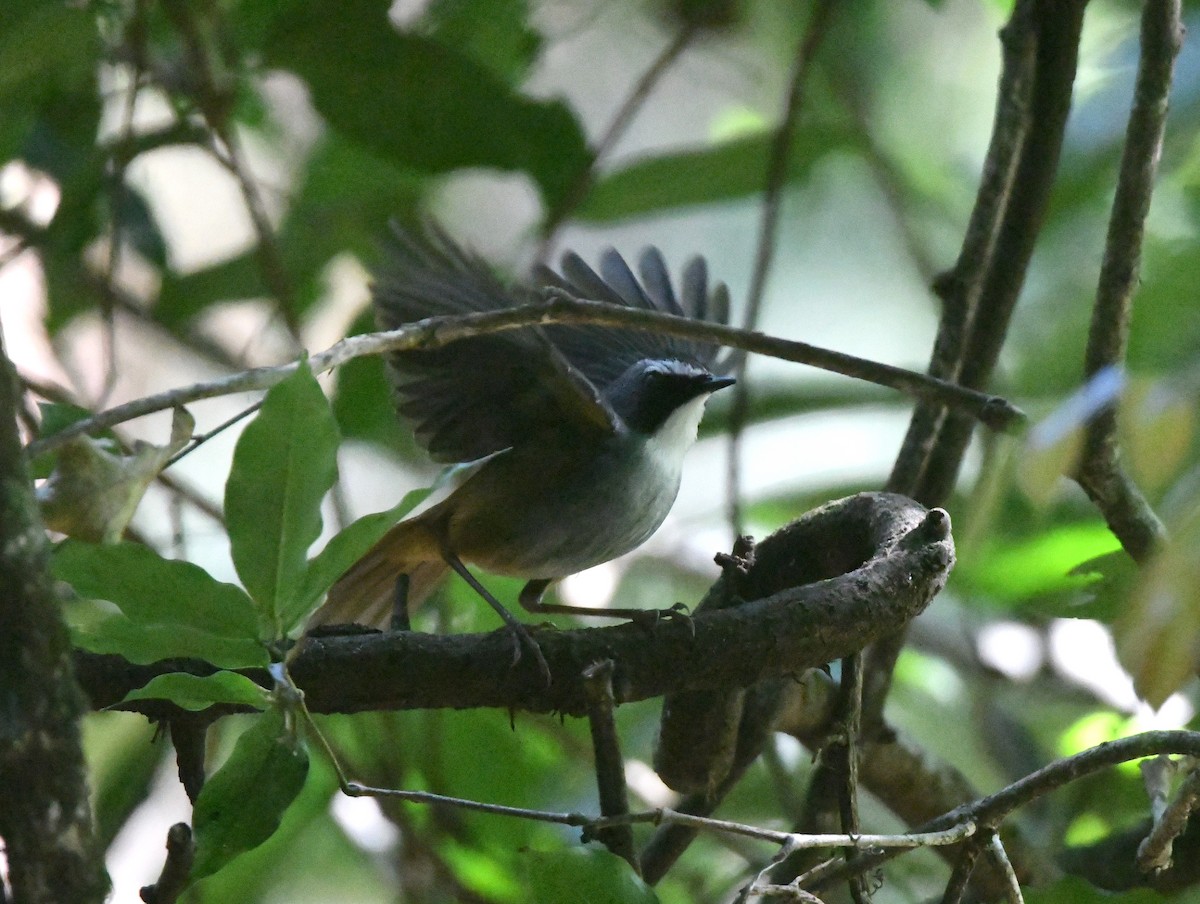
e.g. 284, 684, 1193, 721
27, 296, 1024, 458
987, 834, 1024, 904
161, 0, 302, 342
726, 0, 837, 533
165, 400, 262, 468
805, 730, 1200, 892
582, 660, 637, 869
1137, 761, 1200, 873
1075, 0, 1181, 562
98, 2, 150, 408
537, 23, 698, 261
939, 839, 982, 904
835, 652, 866, 904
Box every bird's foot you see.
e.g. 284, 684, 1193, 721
503, 621, 552, 686
625, 602, 694, 637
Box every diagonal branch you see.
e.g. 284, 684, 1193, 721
1074, 0, 1181, 563
726, 0, 838, 533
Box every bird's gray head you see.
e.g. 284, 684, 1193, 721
604, 359, 735, 436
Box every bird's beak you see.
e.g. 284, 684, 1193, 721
704, 375, 737, 393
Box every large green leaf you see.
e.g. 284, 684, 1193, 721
190, 706, 310, 880
260, 0, 590, 208
425, 0, 541, 83
122, 672, 272, 712
53, 540, 266, 668
156, 252, 265, 330
225, 361, 340, 633
525, 848, 658, 904
577, 118, 860, 222
0, 1, 97, 100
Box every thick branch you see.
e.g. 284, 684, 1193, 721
888, 0, 1086, 505
0, 333, 107, 902
74, 494, 954, 719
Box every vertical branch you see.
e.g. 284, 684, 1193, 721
888, 0, 1087, 504
582, 660, 638, 870
867, 0, 1087, 732
98, 0, 151, 407
834, 652, 867, 904
886, 2, 1039, 497
161, 0, 303, 344
725, 0, 838, 534
537, 23, 699, 262
0, 330, 108, 903
1075, 0, 1181, 562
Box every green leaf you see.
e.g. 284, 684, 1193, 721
426, 0, 541, 83
577, 119, 859, 222
156, 252, 265, 329
260, 0, 590, 209
331, 307, 424, 452
1113, 499, 1200, 708
525, 848, 658, 904
224, 360, 340, 633
53, 540, 266, 668
287, 488, 432, 632
38, 407, 194, 543
954, 523, 1122, 607
1027, 877, 1166, 904
0, 1, 98, 100
122, 672, 271, 712
70, 614, 268, 670
190, 706, 310, 880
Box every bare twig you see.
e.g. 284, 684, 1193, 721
866, 0, 1087, 753
987, 834, 1025, 904
835, 652, 866, 904
887, 1, 1087, 505
165, 400, 262, 468
28, 297, 1023, 458
1075, 0, 1181, 563
805, 730, 1200, 892
98, 6, 149, 408
940, 839, 982, 904
537, 24, 698, 261
350, 781, 980, 856
582, 660, 637, 870
726, 0, 837, 533
1137, 761, 1200, 873
161, 0, 302, 343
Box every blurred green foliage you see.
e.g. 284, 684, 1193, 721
4, 0, 1200, 901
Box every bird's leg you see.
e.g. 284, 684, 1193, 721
442, 552, 551, 684
517, 579, 691, 630
389, 573, 412, 632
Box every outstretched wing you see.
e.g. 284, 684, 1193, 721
535, 247, 731, 390
373, 224, 616, 463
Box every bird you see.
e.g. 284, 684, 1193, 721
315, 223, 733, 668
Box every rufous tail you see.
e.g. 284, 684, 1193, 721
312, 518, 448, 629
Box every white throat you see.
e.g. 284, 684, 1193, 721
643, 393, 710, 473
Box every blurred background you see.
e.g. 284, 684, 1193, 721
3, 0, 1200, 901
